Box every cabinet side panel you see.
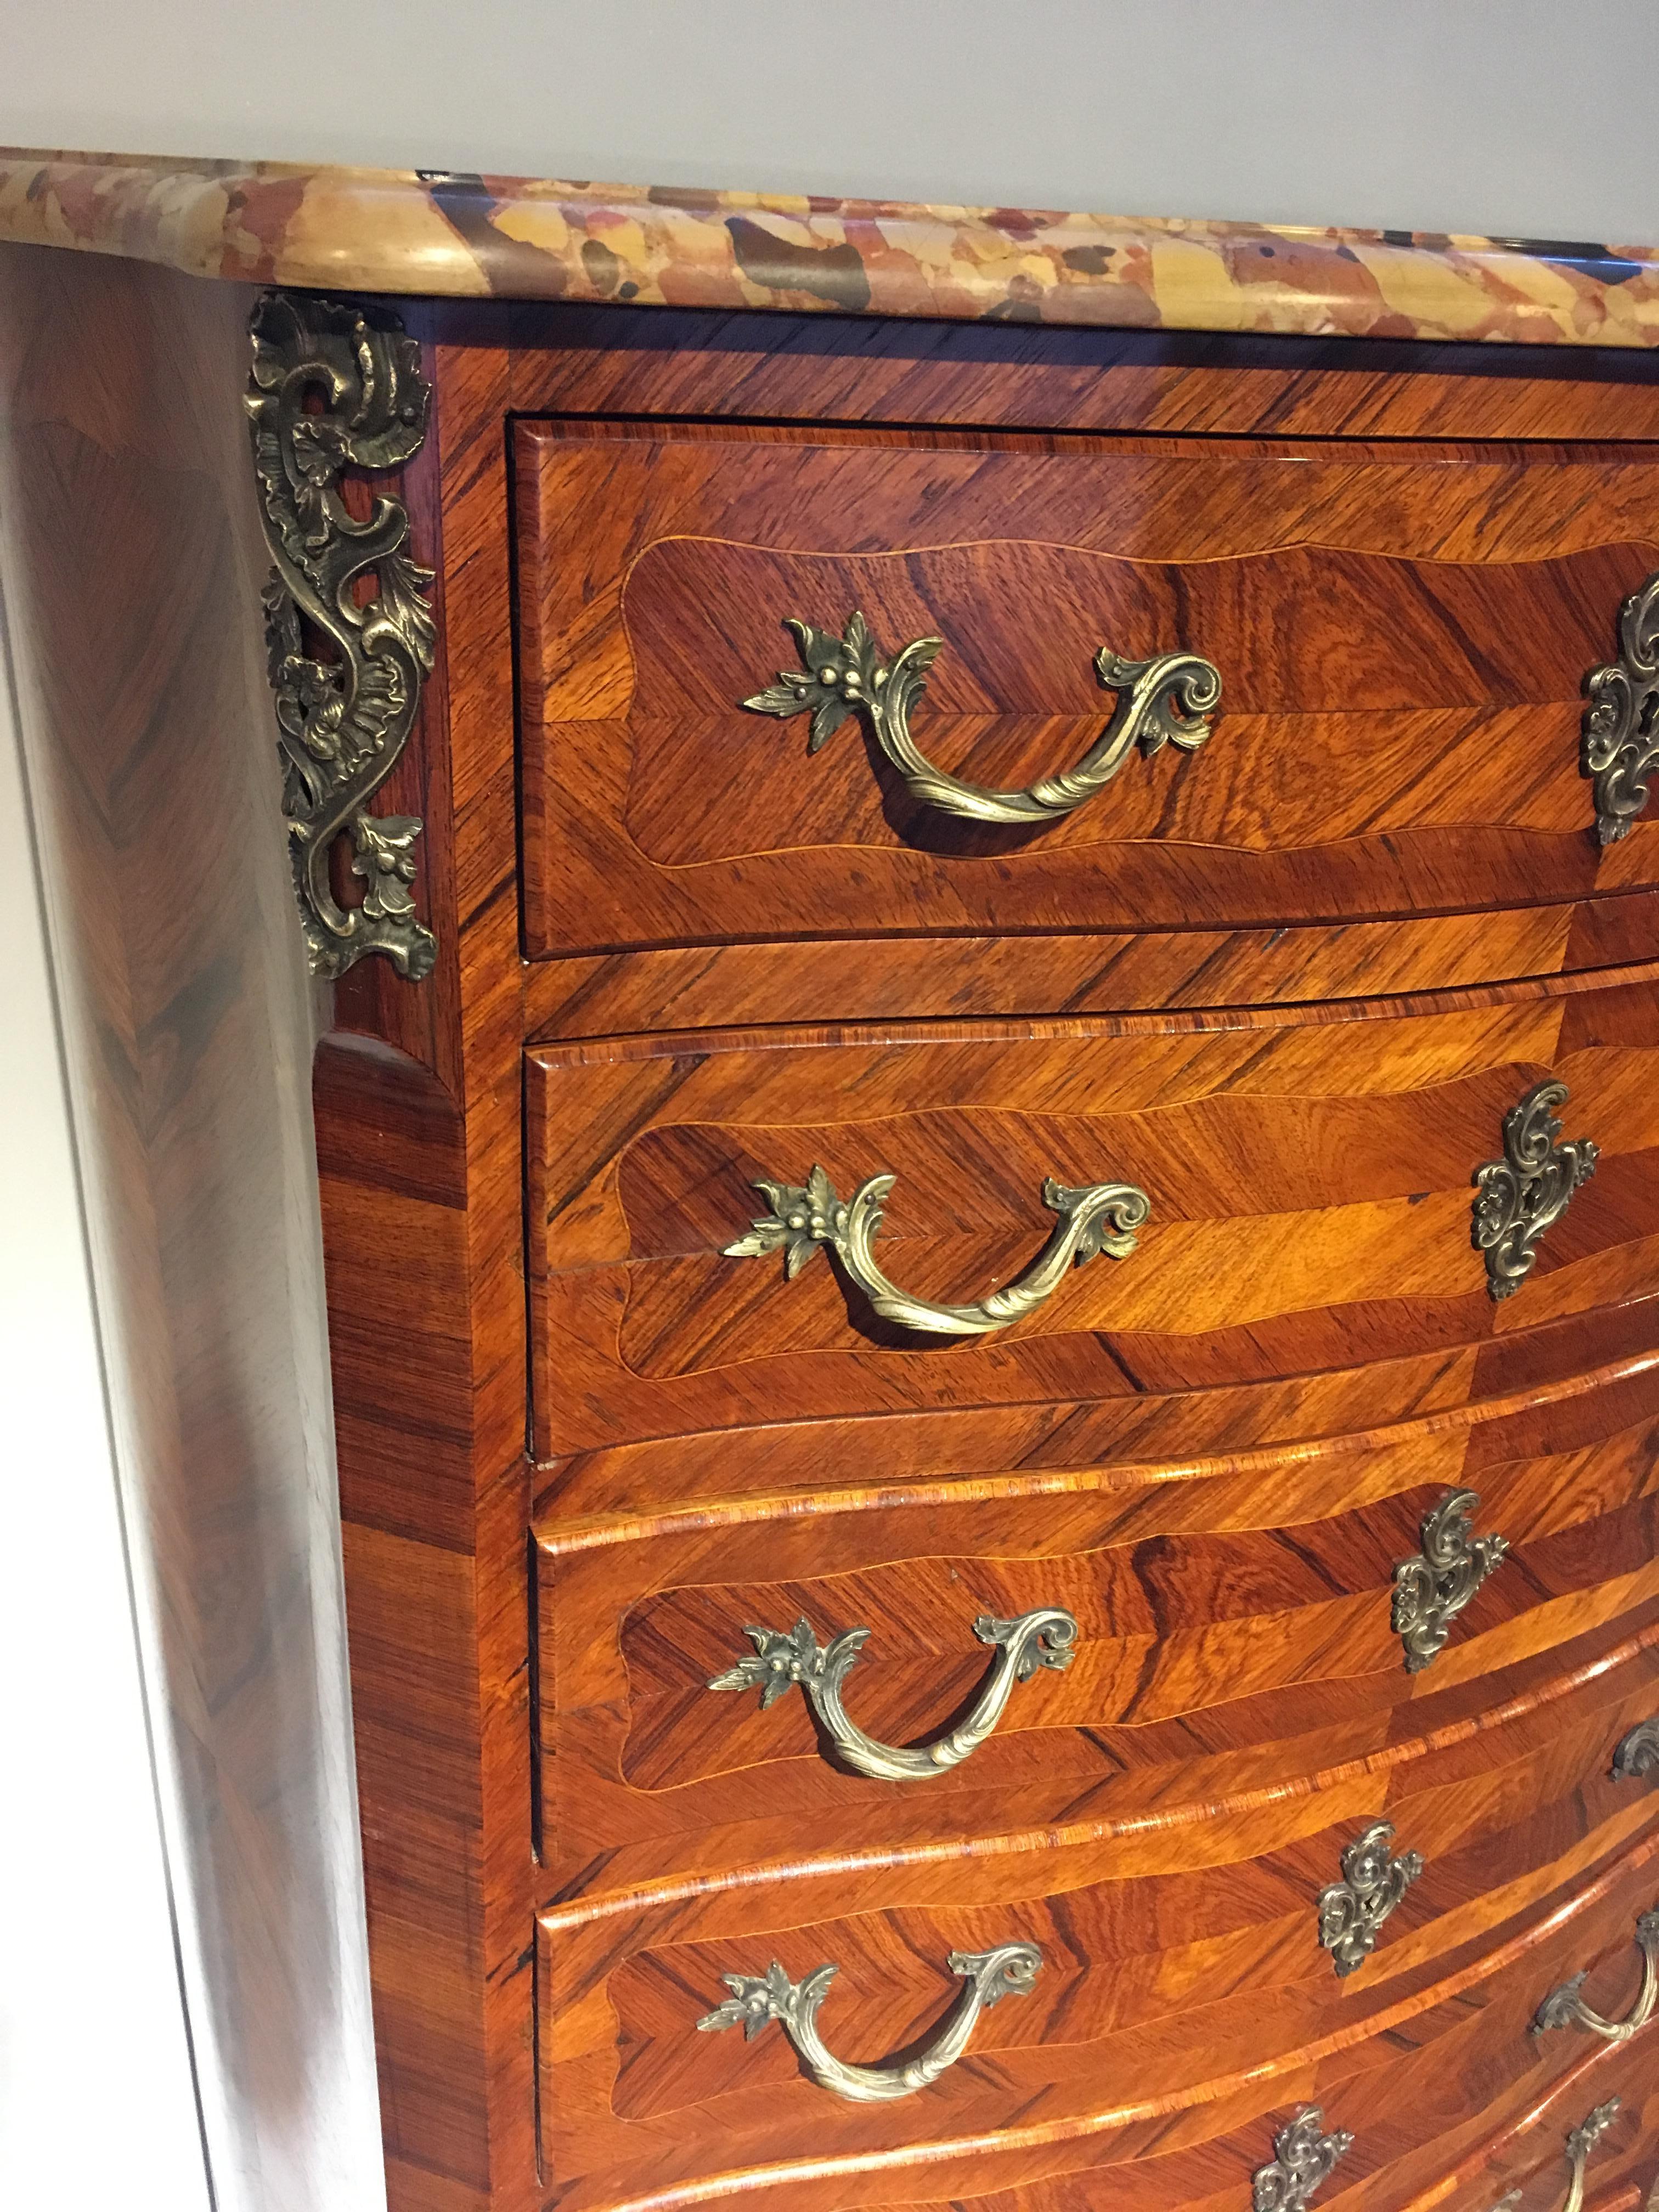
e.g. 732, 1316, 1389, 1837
313, 324, 536, 2212
0, 241, 385, 2212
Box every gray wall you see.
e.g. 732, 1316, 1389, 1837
3, 0, 1654, 244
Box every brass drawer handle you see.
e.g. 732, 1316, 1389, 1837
1391, 1488, 1509, 1673
742, 611, 1221, 826
1471, 1080, 1599, 1303
725, 1162, 1149, 1337
1488, 2101, 1621, 2212
1316, 1820, 1424, 1976
1534, 1908, 1659, 2042
708, 1607, 1078, 1782
1251, 2108, 1354, 2211
697, 1942, 1041, 2102
1613, 1719, 1659, 1779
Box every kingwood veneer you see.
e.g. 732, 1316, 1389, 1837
7, 150, 1659, 2212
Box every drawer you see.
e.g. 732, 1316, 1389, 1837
535, 1369, 1659, 1887
899, 2040, 1659, 2212
534, 1748, 1659, 2210
514, 421, 1659, 964
527, 975, 1659, 1458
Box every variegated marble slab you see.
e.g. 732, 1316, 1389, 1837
2, 148, 1656, 345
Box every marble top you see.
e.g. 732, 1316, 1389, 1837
3, 148, 1658, 348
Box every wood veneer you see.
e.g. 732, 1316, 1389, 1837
515, 424, 1659, 957
899, 2022, 1659, 2212
0, 245, 388, 2207
534, 1824, 1659, 2210
526, 979, 1650, 1454
13, 275, 1654, 2212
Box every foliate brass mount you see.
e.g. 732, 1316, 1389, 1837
742, 610, 1222, 825
697, 1942, 1041, 2102
1316, 1821, 1425, 1976
1583, 569, 1659, 844
247, 292, 438, 981
707, 1606, 1078, 1782
1560, 2105, 1621, 2212
1487, 2103, 1623, 2212
1471, 1080, 1598, 1302
1251, 2108, 1355, 2212
1486, 2103, 1621, 2212
1533, 1908, 1659, 2042
1613, 1719, 1659, 1779
724, 1161, 1150, 1336
1391, 1489, 1509, 1674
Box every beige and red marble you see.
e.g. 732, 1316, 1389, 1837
3, 146, 1658, 345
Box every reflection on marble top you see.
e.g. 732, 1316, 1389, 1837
3, 147, 1658, 347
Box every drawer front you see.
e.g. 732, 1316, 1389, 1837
515, 422, 1659, 963
534, 1764, 1659, 2211
535, 1368, 1659, 1883
527, 975, 1659, 1458
903, 2041, 1659, 2212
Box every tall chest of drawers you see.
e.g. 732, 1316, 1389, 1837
7, 157, 1659, 2212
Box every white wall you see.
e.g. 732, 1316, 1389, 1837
0, 616, 212, 2212
3, 0, 1657, 245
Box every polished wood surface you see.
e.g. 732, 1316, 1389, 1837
0, 247, 391, 2207
538, 1387, 1659, 1848
515, 424, 1659, 957
895, 2022, 1659, 2212
526, 978, 1651, 1454
536, 1829, 1659, 2209
242, 300, 1659, 2207
313, 321, 535, 2212
499, 307, 1659, 443
520, 899, 1659, 1043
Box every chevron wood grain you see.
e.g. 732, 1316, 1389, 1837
14, 257, 1659, 2212
216, 311, 1659, 2212
535, 1815, 1659, 2210
515, 426, 1659, 959
526, 975, 1657, 1455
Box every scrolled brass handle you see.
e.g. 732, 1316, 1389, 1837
1612, 1718, 1659, 1780
1533, 1908, 1659, 2042
742, 610, 1222, 826
724, 1162, 1149, 1338
696, 1942, 1040, 2102
707, 1606, 1078, 1782
1487, 2102, 1621, 2212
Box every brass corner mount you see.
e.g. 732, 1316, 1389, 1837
246, 291, 438, 982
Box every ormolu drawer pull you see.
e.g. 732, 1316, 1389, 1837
1533, 1908, 1659, 2041
1471, 1080, 1598, 1303
742, 610, 1222, 826
1613, 1719, 1659, 1779
1488, 2101, 1621, 2212
697, 1942, 1041, 2102
1316, 1821, 1424, 1976
724, 1162, 1149, 1336
707, 1607, 1078, 1781
1251, 2108, 1354, 2211
1391, 1489, 1509, 1673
